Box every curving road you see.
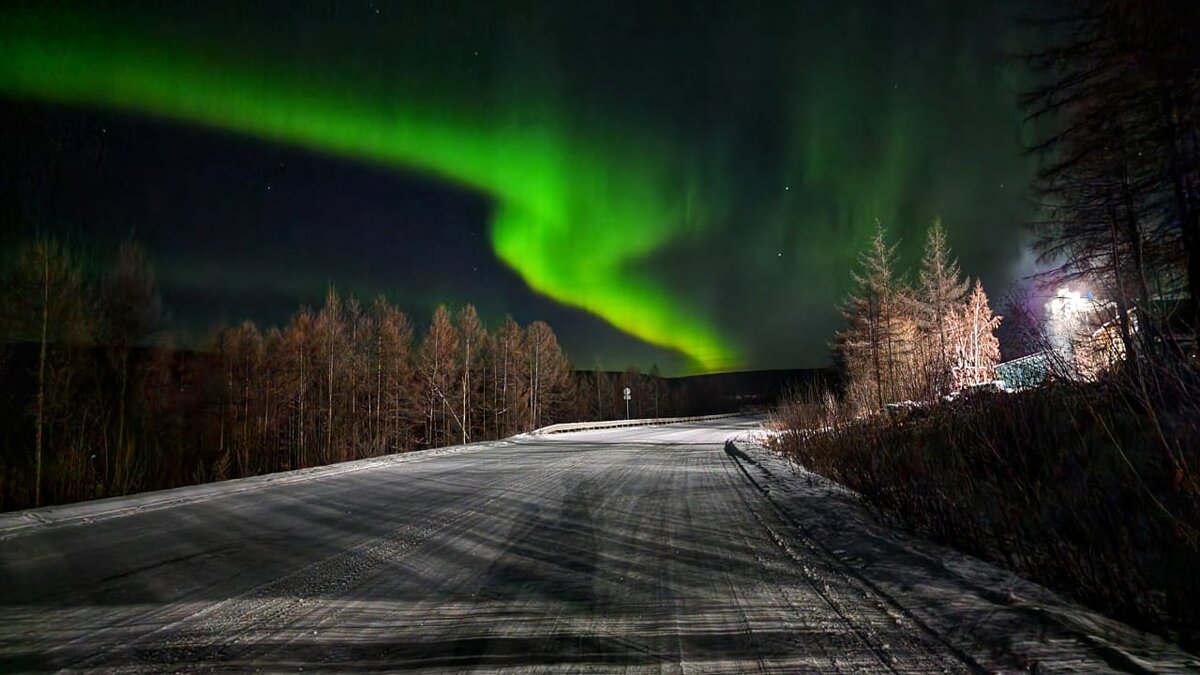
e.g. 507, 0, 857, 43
1, 418, 1193, 672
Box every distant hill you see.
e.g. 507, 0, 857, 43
574, 367, 838, 416
669, 368, 838, 412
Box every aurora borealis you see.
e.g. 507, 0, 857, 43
0, 1, 1036, 373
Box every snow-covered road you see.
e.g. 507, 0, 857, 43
1, 417, 1195, 672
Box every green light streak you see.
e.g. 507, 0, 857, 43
0, 10, 739, 371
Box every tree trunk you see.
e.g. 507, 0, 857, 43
298, 345, 306, 468
1108, 204, 1138, 371
34, 246, 48, 506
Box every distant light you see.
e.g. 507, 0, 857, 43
1046, 286, 1088, 316
1045, 287, 1092, 373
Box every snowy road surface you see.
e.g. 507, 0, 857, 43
2, 417, 1196, 672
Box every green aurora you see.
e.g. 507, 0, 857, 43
0, 7, 737, 371
0, 2, 1035, 373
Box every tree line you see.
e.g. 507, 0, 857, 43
0, 237, 695, 512
836, 219, 1002, 413
207, 292, 577, 479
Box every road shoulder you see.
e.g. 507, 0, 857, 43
729, 434, 1200, 673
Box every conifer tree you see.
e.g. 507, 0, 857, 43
916, 219, 969, 398
950, 279, 1003, 388
837, 223, 908, 411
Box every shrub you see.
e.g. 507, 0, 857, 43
773, 371, 1200, 651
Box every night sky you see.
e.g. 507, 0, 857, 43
0, 1, 1037, 374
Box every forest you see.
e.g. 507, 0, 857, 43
0, 237, 704, 512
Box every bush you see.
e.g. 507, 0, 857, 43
772, 371, 1200, 651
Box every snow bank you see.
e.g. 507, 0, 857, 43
730, 432, 1200, 673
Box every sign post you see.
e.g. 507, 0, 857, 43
623, 386, 631, 420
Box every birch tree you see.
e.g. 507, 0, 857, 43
2, 238, 89, 505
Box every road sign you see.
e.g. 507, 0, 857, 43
622, 387, 631, 400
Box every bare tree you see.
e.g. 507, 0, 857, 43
313, 288, 348, 463
525, 321, 572, 430
99, 240, 162, 495
214, 321, 263, 476
1023, 0, 1200, 337
262, 327, 285, 465
456, 304, 485, 444
418, 305, 463, 446
648, 364, 662, 418
949, 280, 1003, 388
283, 308, 315, 469
343, 295, 366, 457
365, 296, 414, 454
491, 316, 527, 437
1, 238, 90, 505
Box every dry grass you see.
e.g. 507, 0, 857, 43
772, 365, 1200, 651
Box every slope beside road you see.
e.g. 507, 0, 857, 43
1, 417, 1196, 672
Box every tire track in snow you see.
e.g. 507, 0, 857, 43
65, 449, 594, 671
723, 440, 982, 674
